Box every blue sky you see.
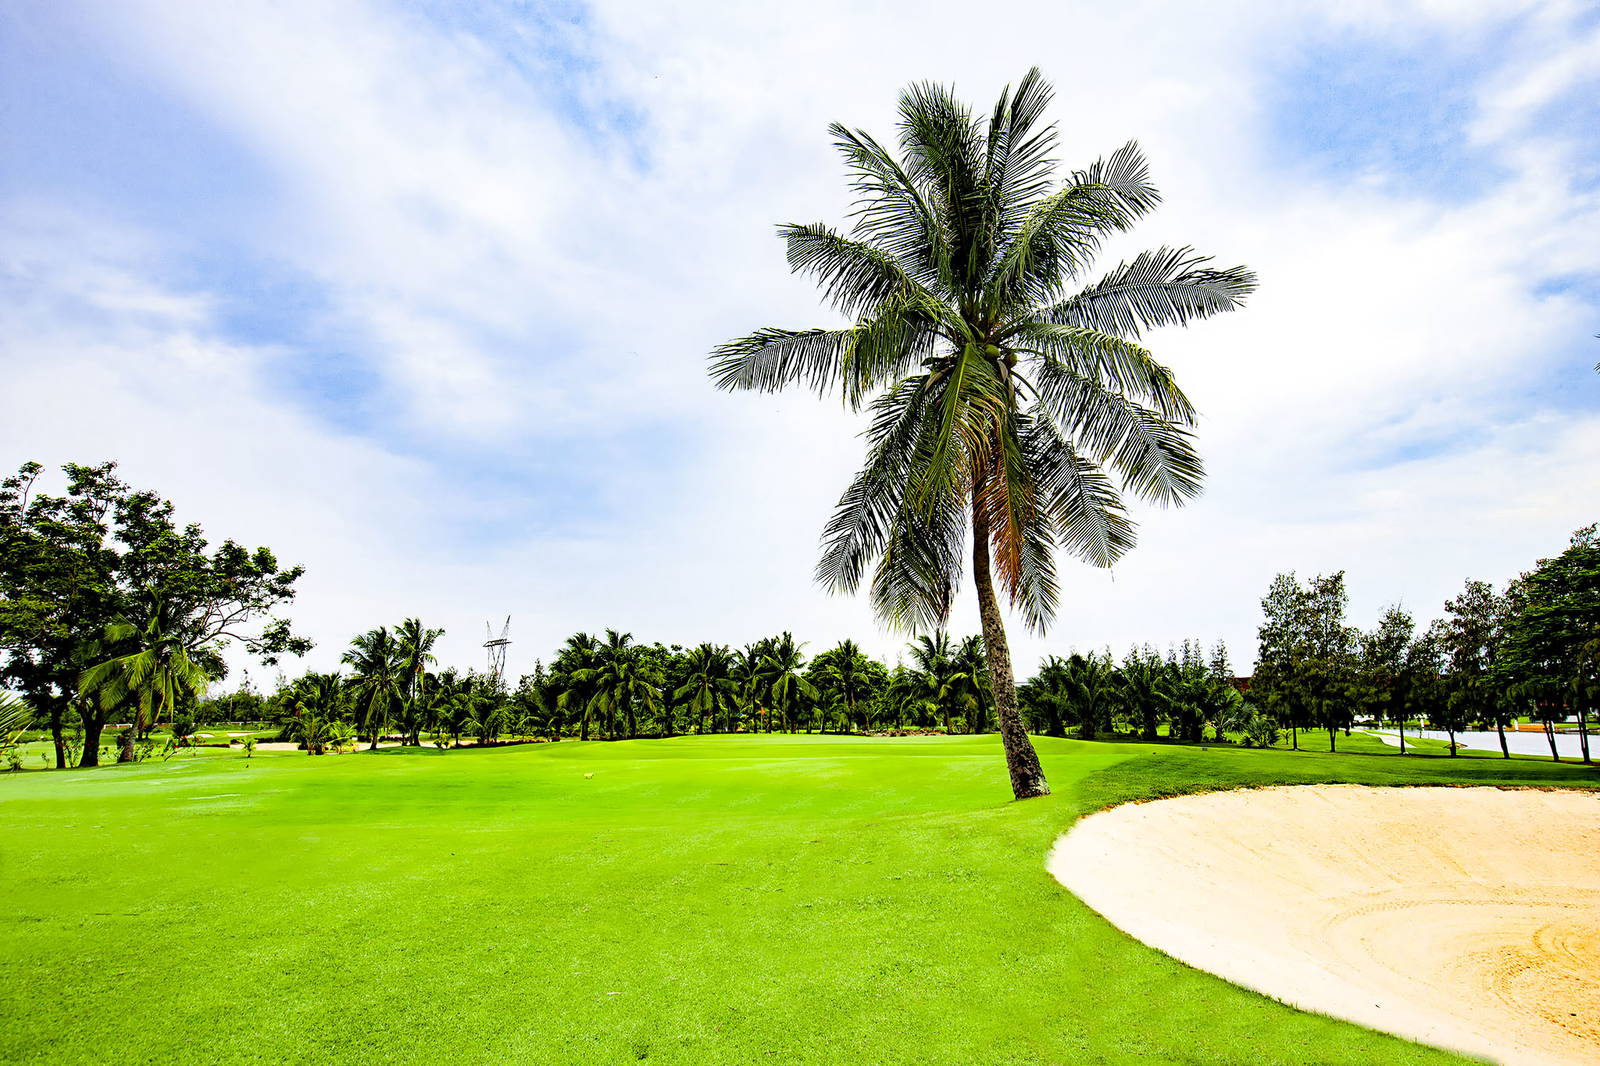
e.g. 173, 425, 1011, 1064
2, 0, 1597, 676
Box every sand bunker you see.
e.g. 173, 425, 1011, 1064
1048, 786, 1600, 1066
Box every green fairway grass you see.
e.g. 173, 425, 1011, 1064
2, 736, 1594, 1065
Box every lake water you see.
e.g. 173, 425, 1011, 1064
1368, 728, 1592, 760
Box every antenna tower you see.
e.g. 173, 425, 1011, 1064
484, 616, 512, 692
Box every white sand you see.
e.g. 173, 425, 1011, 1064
1047, 785, 1600, 1066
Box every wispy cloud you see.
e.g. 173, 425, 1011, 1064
2, 0, 1596, 677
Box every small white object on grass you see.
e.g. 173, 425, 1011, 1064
584, 772, 594, 779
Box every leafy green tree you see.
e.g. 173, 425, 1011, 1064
1500, 525, 1599, 764
709, 69, 1254, 798
284, 672, 344, 754
1, 461, 308, 768
808, 639, 885, 733
1357, 606, 1414, 753
343, 627, 402, 749
1440, 580, 1512, 757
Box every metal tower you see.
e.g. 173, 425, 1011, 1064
484, 616, 511, 693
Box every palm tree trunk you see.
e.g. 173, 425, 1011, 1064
971, 504, 1049, 800
1578, 705, 1591, 764
1497, 719, 1509, 758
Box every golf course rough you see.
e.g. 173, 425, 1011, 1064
2, 734, 1595, 1065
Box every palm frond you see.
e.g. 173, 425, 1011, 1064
1025, 408, 1137, 567
1045, 245, 1257, 338
1033, 358, 1204, 506
709, 327, 856, 396
1012, 322, 1196, 423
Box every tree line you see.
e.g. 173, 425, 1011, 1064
1249, 524, 1598, 762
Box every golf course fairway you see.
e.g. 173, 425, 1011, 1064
2, 734, 1595, 1065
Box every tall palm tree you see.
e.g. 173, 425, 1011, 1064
757, 632, 817, 734
343, 627, 402, 750
80, 601, 217, 763
676, 643, 737, 734
395, 618, 444, 746
710, 69, 1253, 797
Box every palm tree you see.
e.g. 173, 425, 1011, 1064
733, 641, 772, 732
285, 672, 343, 754
944, 635, 991, 733
395, 618, 444, 746
907, 632, 960, 732
710, 69, 1253, 798
555, 632, 601, 741
758, 632, 817, 734
343, 627, 402, 750
1060, 652, 1117, 740
573, 630, 660, 740
812, 639, 873, 733
676, 643, 737, 734
80, 601, 217, 764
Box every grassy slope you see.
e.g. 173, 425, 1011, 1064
1, 735, 1593, 1065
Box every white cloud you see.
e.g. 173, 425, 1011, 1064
3, 0, 1598, 682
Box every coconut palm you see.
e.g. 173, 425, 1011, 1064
342, 626, 402, 749
907, 632, 961, 732
710, 69, 1253, 797
80, 601, 217, 763
811, 639, 874, 733
732, 642, 771, 732
757, 632, 817, 734
944, 635, 991, 733
573, 630, 659, 740
395, 618, 444, 746
555, 632, 602, 741
676, 643, 737, 734
284, 671, 343, 754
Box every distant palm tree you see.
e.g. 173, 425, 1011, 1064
343, 627, 402, 749
1060, 652, 1117, 740
676, 643, 737, 734
556, 632, 602, 740
80, 600, 217, 763
944, 635, 991, 733
907, 632, 960, 732
574, 630, 659, 740
711, 69, 1253, 797
813, 639, 872, 733
758, 632, 817, 733
285, 672, 343, 754
732, 642, 770, 732
1117, 655, 1172, 742
395, 618, 444, 746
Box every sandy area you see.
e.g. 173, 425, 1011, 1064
1047, 786, 1600, 1066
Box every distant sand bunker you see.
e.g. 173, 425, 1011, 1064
1048, 785, 1600, 1066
